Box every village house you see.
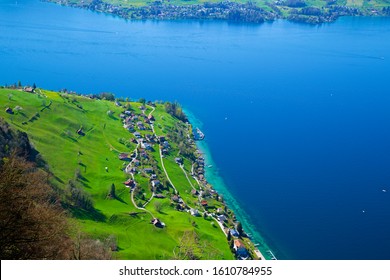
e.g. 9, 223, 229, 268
124, 179, 136, 188
200, 200, 208, 207
162, 141, 169, 149
191, 189, 198, 196
119, 153, 131, 161
5, 107, 13, 114
230, 229, 240, 238
23, 86, 34, 93
76, 128, 85, 136
141, 142, 152, 150
233, 239, 250, 260
190, 208, 199, 216
151, 180, 160, 188
175, 157, 183, 165
144, 167, 153, 174
217, 214, 227, 223
171, 195, 180, 203
133, 132, 141, 138
151, 218, 165, 228
150, 174, 157, 180
154, 194, 165, 199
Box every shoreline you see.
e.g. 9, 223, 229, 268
43, 0, 390, 25
184, 109, 276, 260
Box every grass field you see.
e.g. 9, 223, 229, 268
0, 87, 233, 259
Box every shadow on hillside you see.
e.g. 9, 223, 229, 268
53, 175, 65, 184
115, 196, 128, 205
68, 206, 106, 222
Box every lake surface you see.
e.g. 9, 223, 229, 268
1, 0, 390, 259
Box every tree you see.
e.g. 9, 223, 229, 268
0, 155, 73, 259
154, 201, 163, 213
138, 98, 146, 105
108, 183, 116, 199
236, 222, 243, 236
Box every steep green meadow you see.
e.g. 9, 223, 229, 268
0, 88, 233, 259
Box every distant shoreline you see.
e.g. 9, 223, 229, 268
44, 0, 390, 24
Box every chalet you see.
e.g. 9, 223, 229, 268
139, 105, 145, 110
124, 124, 135, 132
115, 101, 122, 107
119, 114, 126, 119
119, 153, 131, 161
191, 189, 198, 196
151, 180, 160, 188
5, 107, 13, 114
154, 194, 165, 199
145, 134, 155, 142
144, 168, 154, 174
190, 208, 199, 216
133, 132, 141, 138
148, 115, 155, 121
150, 174, 157, 180
23, 86, 34, 93
137, 124, 145, 131
236, 247, 250, 260
133, 160, 140, 166
151, 218, 165, 228
163, 141, 169, 149
230, 229, 240, 238
124, 179, 135, 188
124, 110, 132, 115
141, 142, 152, 150
217, 215, 227, 223
158, 136, 166, 143
76, 128, 84, 136
233, 240, 252, 260
175, 158, 183, 165
233, 239, 245, 251
171, 195, 180, 203
162, 149, 168, 155
200, 200, 208, 207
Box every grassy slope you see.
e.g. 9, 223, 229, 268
0, 88, 233, 260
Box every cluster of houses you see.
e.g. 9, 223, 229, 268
115, 102, 258, 259
121, 108, 155, 133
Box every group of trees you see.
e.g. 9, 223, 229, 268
0, 119, 114, 259
164, 101, 187, 122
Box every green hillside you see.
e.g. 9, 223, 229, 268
0, 87, 236, 259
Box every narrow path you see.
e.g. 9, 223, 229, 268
179, 164, 196, 191
130, 189, 154, 219
158, 146, 178, 195
147, 104, 178, 195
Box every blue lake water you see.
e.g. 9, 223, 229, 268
1, 0, 390, 259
